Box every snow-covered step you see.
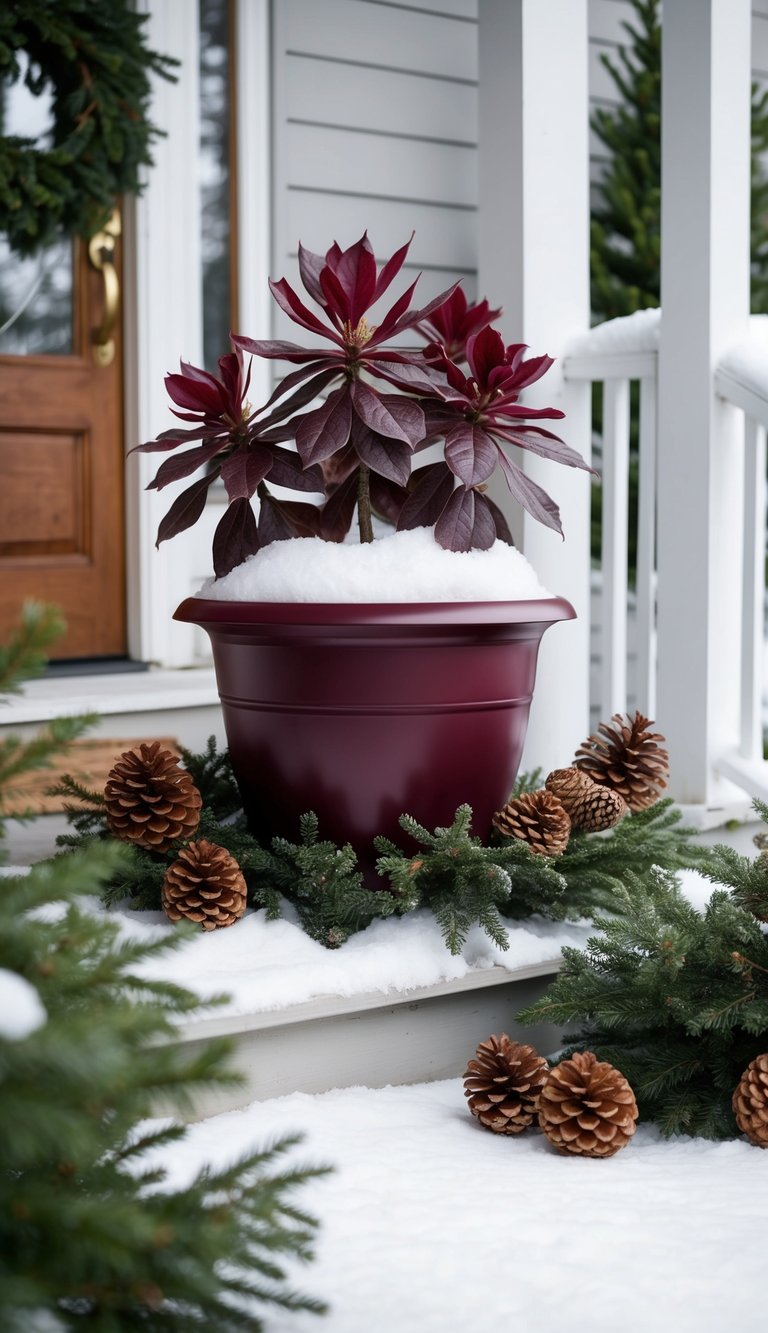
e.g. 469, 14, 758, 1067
174, 961, 564, 1121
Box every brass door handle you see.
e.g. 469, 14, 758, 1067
88, 209, 121, 367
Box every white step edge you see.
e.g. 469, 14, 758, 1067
1, 667, 219, 725
172, 960, 564, 1121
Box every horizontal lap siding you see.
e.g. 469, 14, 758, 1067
272, 0, 479, 346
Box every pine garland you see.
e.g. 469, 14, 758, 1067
0, 0, 177, 257
516, 865, 768, 1140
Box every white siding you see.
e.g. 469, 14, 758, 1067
271, 0, 479, 324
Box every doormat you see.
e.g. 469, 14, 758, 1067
4, 737, 179, 816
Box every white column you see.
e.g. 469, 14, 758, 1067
478, 0, 592, 776
656, 0, 750, 804
125, 0, 204, 666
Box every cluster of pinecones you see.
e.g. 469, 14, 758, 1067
463, 1034, 638, 1157
492, 710, 670, 857
464, 1036, 768, 1151
103, 742, 246, 931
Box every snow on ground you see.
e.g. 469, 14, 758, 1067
152, 1076, 768, 1333
90, 899, 594, 1018
197, 527, 553, 603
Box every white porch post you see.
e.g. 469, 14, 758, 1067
656, 0, 750, 805
477, 0, 591, 777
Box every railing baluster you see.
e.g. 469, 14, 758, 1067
601, 379, 630, 716
740, 415, 767, 760
635, 374, 657, 718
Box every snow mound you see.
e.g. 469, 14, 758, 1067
198, 527, 553, 604
0, 968, 47, 1040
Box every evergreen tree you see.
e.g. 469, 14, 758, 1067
0, 609, 328, 1330
591, 0, 768, 320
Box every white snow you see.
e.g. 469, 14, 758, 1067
565, 307, 661, 358
718, 313, 768, 400
91, 899, 593, 1019
0, 967, 47, 1040
148, 1076, 768, 1333
197, 527, 553, 604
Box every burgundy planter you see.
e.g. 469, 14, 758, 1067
174, 597, 575, 882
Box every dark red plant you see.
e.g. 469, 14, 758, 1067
415, 288, 501, 362
133, 345, 324, 575
397, 327, 594, 549
140, 232, 593, 571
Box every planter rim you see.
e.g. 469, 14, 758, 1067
174, 595, 576, 629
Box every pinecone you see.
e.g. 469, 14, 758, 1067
538, 1051, 638, 1157
733, 1054, 768, 1147
545, 766, 628, 832
104, 743, 202, 851
464, 1034, 550, 1134
575, 711, 670, 812
492, 790, 571, 857
162, 839, 247, 931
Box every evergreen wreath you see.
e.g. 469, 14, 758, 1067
0, 0, 176, 258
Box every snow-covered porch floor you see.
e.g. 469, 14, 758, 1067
149, 1075, 768, 1333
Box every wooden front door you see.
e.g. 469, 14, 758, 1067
0, 215, 126, 661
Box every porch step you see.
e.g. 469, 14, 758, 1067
0, 666, 225, 756
172, 962, 563, 1122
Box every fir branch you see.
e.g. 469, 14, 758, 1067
516, 868, 768, 1138
178, 734, 241, 819
699, 802, 768, 921
0, 600, 65, 695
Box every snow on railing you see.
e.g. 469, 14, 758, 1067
563, 310, 660, 722
714, 317, 768, 796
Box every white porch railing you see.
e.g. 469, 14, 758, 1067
564, 310, 768, 807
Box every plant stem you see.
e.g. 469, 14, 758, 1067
357, 463, 374, 543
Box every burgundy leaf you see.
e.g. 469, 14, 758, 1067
465, 325, 505, 387
322, 443, 359, 489
443, 422, 498, 487
132, 425, 219, 454
370, 473, 408, 527
433, 486, 477, 553
319, 264, 351, 325
268, 277, 342, 343
318, 471, 358, 543
496, 451, 564, 535
350, 381, 423, 445
156, 473, 217, 547
295, 386, 353, 465
147, 440, 226, 490
495, 425, 596, 472
258, 494, 321, 544
262, 365, 339, 415
232, 335, 335, 364
212, 498, 260, 578
298, 242, 327, 306
382, 282, 461, 341
219, 445, 274, 501
267, 447, 324, 493
165, 369, 224, 415
365, 277, 420, 343
351, 422, 412, 487
397, 462, 456, 533
334, 233, 378, 324
488, 351, 554, 395
466, 492, 497, 550
373, 233, 414, 302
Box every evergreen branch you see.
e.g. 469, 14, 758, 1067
0, 600, 65, 696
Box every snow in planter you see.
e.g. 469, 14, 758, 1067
197, 527, 553, 604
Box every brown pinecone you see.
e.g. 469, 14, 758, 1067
575, 711, 670, 812
464, 1034, 550, 1134
492, 790, 570, 857
733, 1054, 768, 1146
162, 839, 247, 931
104, 743, 202, 851
545, 766, 628, 832
538, 1051, 638, 1157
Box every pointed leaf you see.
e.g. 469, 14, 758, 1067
219, 445, 274, 501
351, 421, 412, 487
268, 277, 342, 342
298, 242, 327, 306
465, 326, 506, 387
373, 233, 414, 302
397, 463, 456, 532
444, 422, 498, 486
370, 473, 408, 526
267, 447, 324, 493
262, 365, 339, 414
335, 233, 377, 323
384, 282, 461, 340
319, 471, 358, 542
132, 425, 221, 454
156, 473, 217, 547
496, 451, 564, 535
433, 486, 477, 552
295, 386, 353, 465
213, 498, 260, 578
258, 494, 320, 544
147, 440, 226, 490
485, 496, 515, 546
350, 381, 423, 444
165, 369, 224, 415
366, 277, 420, 343
495, 425, 594, 471
232, 335, 335, 364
